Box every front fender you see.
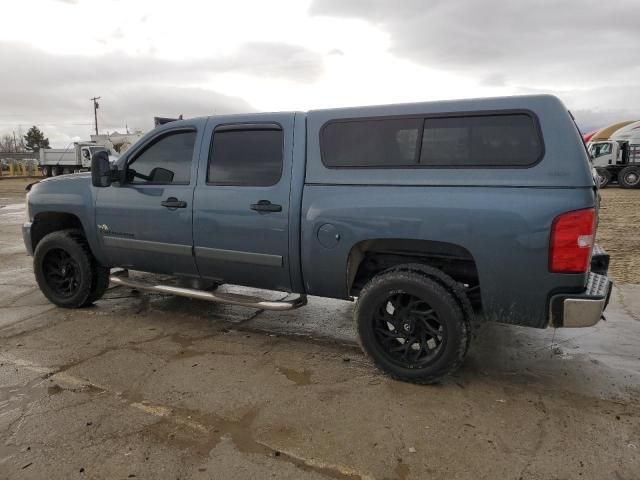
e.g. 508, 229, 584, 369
27, 174, 105, 264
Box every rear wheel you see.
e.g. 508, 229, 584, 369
619, 166, 640, 188
34, 230, 109, 308
52, 166, 63, 177
595, 168, 611, 188
355, 269, 469, 384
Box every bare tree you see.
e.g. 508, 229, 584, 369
0, 134, 15, 153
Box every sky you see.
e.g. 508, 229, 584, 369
1, 0, 639, 147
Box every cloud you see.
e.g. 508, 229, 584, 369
310, 0, 640, 86
217, 42, 324, 82
310, 0, 640, 128
0, 41, 323, 145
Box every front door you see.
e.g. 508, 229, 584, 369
95, 125, 202, 277
193, 114, 295, 291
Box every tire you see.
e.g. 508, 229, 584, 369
52, 166, 63, 177
619, 166, 640, 189
86, 265, 111, 305
355, 268, 469, 384
34, 229, 108, 308
595, 168, 611, 188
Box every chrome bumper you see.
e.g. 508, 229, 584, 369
22, 222, 33, 256
549, 271, 612, 328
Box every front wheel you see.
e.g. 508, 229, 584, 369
354, 269, 469, 384
595, 168, 611, 188
34, 230, 108, 308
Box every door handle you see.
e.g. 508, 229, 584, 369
250, 200, 282, 213
161, 197, 187, 209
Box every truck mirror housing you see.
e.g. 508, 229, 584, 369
91, 151, 113, 187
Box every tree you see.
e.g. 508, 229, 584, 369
23, 126, 50, 153
0, 134, 14, 153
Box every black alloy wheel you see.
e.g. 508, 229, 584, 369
42, 248, 82, 298
33, 229, 109, 308
355, 268, 469, 384
371, 292, 445, 368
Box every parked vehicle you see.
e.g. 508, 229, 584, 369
588, 120, 640, 188
22, 95, 612, 383
39, 142, 115, 177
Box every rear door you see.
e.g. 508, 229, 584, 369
95, 122, 203, 276
193, 114, 295, 291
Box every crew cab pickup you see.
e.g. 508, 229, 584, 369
23, 95, 612, 383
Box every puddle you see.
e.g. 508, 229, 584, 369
277, 366, 313, 386
47, 384, 63, 395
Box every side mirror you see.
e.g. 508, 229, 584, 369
148, 167, 174, 183
91, 151, 114, 187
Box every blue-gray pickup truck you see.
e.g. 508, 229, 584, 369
23, 95, 612, 383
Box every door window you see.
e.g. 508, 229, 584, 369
207, 127, 283, 186
128, 130, 195, 184
590, 143, 611, 158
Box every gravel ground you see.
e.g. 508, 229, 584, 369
597, 187, 640, 284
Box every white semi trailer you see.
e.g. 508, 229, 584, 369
39, 142, 114, 177
588, 121, 640, 188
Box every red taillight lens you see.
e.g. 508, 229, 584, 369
549, 208, 596, 273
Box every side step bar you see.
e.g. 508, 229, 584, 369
109, 273, 307, 311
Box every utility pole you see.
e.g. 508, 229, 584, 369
90, 96, 101, 136
12, 131, 17, 152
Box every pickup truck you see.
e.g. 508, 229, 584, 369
23, 94, 612, 384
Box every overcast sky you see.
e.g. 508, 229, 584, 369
1, 0, 639, 146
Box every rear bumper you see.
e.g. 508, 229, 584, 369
22, 222, 33, 256
549, 245, 612, 328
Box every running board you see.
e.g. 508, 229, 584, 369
109, 273, 307, 311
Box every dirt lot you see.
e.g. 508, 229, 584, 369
598, 187, 640, 284
1, 178, 639, 480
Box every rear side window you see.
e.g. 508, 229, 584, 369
421, 114, 541, 166
322, 118, 421, 167
321, 113, 542, 168
208, 127, 283, 186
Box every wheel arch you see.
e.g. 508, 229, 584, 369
346, 238, 481, 312
31, 212, 89, 254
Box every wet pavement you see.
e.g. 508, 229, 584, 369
1, 178, 639, 479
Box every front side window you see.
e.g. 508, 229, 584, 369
590, 143, 611, 158
208, 127, 283, 186
128, 130, 195, 184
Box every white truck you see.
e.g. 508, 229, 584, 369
39, 142, 115, 177
588, 120, 640, 188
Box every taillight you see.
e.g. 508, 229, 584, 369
549, 208, 596, 273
